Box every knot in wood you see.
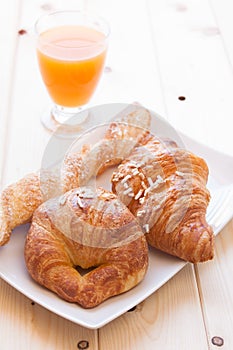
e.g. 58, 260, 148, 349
77, 340, 89, 349
211, 336, 224, 347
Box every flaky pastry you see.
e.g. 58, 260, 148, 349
24, 187, 148, 308
112, 132, 214, 263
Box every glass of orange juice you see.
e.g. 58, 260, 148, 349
35, 10, 110, 136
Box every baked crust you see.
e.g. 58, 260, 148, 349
112, 133, 214, 263
24, 187, 148, 308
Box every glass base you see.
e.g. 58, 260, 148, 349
41, 105, 91, 138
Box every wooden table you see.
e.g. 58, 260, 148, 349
1, 1, 233, 349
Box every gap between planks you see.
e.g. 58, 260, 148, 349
0, 0, 23, 188
194, 263, 211, 350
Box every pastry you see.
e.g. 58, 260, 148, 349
112, 132, 214, 263
61, 107, 150, 192
24, 187, 148, 308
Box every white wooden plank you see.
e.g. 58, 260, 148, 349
0, 0, 21, 187
147, 0, 233, 156
0, 279, 97, 350
210, 0, 233, 68
0, 0, 52, 186
100, 264, 209, 350
84, 0, 166, 115
195, 220, 233, 349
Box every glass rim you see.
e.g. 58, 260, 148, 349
34, 9, 110, 48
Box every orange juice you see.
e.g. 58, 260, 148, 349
37, 25, 107, 107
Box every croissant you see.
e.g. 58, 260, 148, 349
61, 107, 150, 192
0, 107, 151, 246
24, 187, 148, 308
111, 132, 214, 263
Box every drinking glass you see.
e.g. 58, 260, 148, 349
35, 10, 110, 137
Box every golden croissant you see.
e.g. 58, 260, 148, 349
24, 187, 148, 308
0, 107, 151, 246
112, 132, 214, 263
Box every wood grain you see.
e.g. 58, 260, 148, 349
147, 0, 233, 156
195, 219, 233, 349
0, 0, 21, 187
210, 0, 233, 69
85, 0, 167, 115
99, 264, 209, 350
0, 279, 97, 350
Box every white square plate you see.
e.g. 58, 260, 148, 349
0, 114, 233, 329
